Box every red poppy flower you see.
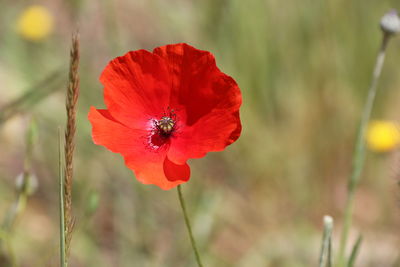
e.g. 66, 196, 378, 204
88, 43, 242, 190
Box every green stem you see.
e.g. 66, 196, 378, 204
0, 119, 37, 266
347, 235, 363, 267
337, 33, 390, 266
177, 185, 204, 267
59, 128, 66, 267
319, 216, 333, 267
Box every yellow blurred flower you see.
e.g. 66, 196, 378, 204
17, 5, 54, 41
366, 120, 400, 152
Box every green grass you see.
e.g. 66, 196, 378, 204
0, 0, 399, 266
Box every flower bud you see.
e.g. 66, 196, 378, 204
15, 172, 38, 196
380, 9, 400, 35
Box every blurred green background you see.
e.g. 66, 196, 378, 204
0, 0, 399, 266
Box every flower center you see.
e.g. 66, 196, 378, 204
156, 116, 175, 136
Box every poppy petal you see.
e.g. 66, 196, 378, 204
163, 157, 190, 182
88, 107, 146, 155
153, 43, 241, 126
88, 107, 185, 189
124, 154, 186, 190
101, 49, 171, 129
154, 43, 242, 164
168, 110, 241, 164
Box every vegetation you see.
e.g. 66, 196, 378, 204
0, 0, 399, 266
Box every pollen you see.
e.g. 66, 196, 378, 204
157, 116, 175, 135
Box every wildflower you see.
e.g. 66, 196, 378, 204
366, 120, 400, 152
17, 5, 54, 41
88, 43, 242, 189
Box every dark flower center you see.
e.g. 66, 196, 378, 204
156, 116, 175, 136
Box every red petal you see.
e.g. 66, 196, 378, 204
153, 43, 241, 126
163, 157, 190, 181
124, 155, 187, 190
88, 107, 187, 190
168, 110, 241, 164
88, 107, 145, 155
101, 49, 171, 129
153, 43, 242, 164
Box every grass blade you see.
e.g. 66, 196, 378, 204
347, 235, 363, 267
0, 69, 64, 125
59, 127, 66, 267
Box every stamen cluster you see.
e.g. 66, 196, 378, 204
156, 116, 175, 136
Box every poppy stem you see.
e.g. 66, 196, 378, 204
177, 185, 204, 267
337, 32, 391, 267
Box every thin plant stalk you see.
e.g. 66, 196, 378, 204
319, 216, 334, 267
337, 32, 391, 266
59, 128, 66, 267
0, 69, 64, 125
0, 119, 38, 267
177, 185, 204, 267
64, 32, 80, 257
347, 235, 363, 267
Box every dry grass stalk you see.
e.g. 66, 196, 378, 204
64, 31, 80, 256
